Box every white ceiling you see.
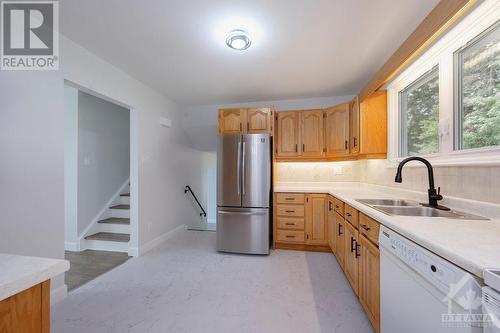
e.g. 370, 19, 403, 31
60, 0, 439, 106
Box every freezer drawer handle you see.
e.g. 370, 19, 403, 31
218, 210, 267, 216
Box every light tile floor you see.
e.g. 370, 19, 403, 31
53, 230, 373, 333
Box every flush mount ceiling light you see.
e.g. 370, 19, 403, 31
226, 30, 251, 50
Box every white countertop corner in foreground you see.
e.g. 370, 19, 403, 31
275, 182, 500, 279
0, 254, 69, 301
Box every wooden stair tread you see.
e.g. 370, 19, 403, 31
110, 204, 130, 210
120, 193, 130, 197
98, 218, 130, 225
85, 232, 130, 243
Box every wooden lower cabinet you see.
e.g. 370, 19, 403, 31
334, 212, 346, 270
330, 197, 380, 333
274, 193, 329, 251
305, 194, 328, 246
358, 234, 381, 333
327, 196, 336, 253
274, 192, 380, 332
344, 221, 360, 294
0, 280, 50, 333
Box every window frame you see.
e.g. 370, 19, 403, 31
453, 20, 500, 151
398, 65, 440, 157
387, 0, 500, 167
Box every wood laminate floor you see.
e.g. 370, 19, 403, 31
65, 250, 130, 291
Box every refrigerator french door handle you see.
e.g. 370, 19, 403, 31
218, 210, 267, 216
241, 139, 246, 195
236, 136, 241, 195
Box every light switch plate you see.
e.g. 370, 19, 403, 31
160, 117, 172, 128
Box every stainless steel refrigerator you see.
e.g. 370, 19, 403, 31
217, 133, 271, 255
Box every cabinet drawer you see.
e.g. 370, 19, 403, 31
344, 204, 358, 228
359, 213, 380, 245
276, 230, 305, 243
276, 205, 305, 217
277, 217, 305, 230
276, 193, 305, 204
333, 197, 344, 216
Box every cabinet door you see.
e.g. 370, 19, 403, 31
350, 97, 360, 155
327, 197, 336, 253
305, 194, 328, 245
360, 91, 387, 155
334, 212, 346, 270
276, 112, 300, 157
358, 234, 380, 333
344, 221, 359, 294
301, 110, 324, 157
218, 109, 245, 135
325, 103, 349, 157
246, 108, 272, 134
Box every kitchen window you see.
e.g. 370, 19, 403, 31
399, 67, 439, 157
387, 0, 500, 165
455, 21, 500, 151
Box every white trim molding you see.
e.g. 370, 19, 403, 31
128, 224, 186, 257
387, 0, 500, 166
51, 283, 68, 304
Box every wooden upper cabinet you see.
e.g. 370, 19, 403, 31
305, 194, 328, 245
325, 103, 349, 157
276, 111, 300, 157
358, 234, 381, 333
350, 97, 360, 155
218, 108, 245, 135
301, 110, 324, 157
246, 108, 272, 134
360, 91, 387, 156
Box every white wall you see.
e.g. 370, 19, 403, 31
77, 91, 130, 234
60, 36, 204, 251
182, 95, 354, 152
0, 70, 66, 299
0, 35, 206, 298
64, 85, 79, 248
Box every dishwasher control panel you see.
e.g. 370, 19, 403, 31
379, 226, 472, 295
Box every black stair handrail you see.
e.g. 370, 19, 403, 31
184, 185, 207, 217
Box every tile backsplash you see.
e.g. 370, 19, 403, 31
275, 160, 500, 204
359, 159, 500, 205
275, 162, 360, 182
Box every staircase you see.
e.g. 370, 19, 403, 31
83, 185, 131, 253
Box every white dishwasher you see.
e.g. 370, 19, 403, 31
379, 226, 483, 333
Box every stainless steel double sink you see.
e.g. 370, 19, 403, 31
356, 199, 489, 220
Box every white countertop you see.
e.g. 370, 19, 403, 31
0, 254, 69, 301
275, 182, 500, 279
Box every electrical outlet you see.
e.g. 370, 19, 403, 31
333, 166, 343, 175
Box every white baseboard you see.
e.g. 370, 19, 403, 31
64, 241, 79, 251
51, 284, 68, 304
131, 224, 186, 257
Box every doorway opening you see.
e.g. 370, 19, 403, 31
64, 82, 137, 290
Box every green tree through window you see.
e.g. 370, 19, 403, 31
400, 67, 439, 156
457, 22, 500, 150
